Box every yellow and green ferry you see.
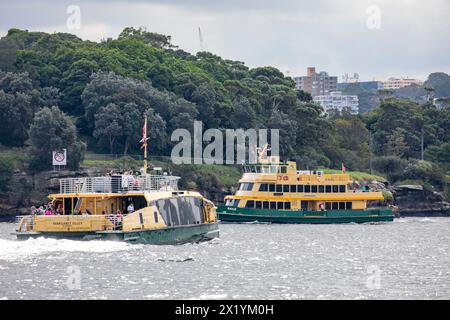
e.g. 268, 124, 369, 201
217, 146, 393, 224
14, 174, 219, 244
13, 117, 219, 244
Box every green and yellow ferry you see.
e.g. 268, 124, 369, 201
14, 173, 219, 244
13, 117, 219, 244
217, 147, 393, 224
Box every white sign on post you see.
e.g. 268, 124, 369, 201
52, 149, 67, 166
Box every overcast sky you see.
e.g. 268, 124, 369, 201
1, 0, 449, 81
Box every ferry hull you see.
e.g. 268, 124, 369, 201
14, 222, 220, 245
217, 206, 394, 224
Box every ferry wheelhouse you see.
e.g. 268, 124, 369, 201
217, 147, 393, 224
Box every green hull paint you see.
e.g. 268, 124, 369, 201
217, 205, 394, 224
14, 222, 220, 245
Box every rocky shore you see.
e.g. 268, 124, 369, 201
0, 168, 449, 219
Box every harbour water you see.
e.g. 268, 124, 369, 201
0, 217, 449, 300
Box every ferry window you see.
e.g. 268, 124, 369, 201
269, 184, 275, 192
277, 202, 284, 210
276, 185, 283, 192
305, 185, 311, 193
238, 183, 244, 191
332, 202, 338, 210
225, 199, 231, 206
319, 185, 325, 193
325, 185, 332, 193
333, 185, 339, 193
155, 196, 203, 227
339, 202, 345, 210
284, 202, 291, 210
270, 166, 277, 173
233, 200, 240, 207
246, 200, 255, 208
325, 202, 331, 210
283, 185, 290, 192
154, 212, 159, 223
246, 183, 254, 191
256, 166, 261, 173
311, 185, 318, 193
270, 201, 277, 209
259, 184, 268, 192
255, 201, 262, 209
297, 185, 304, 192
280, 166, 287, 174
346, 202, 352, 209
290, 185, 297, 192
339, 185, 346, 193
263, 201, 269, 209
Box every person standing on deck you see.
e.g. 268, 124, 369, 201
127, 203, 135, 213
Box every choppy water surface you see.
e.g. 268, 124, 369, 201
0, 218, 449, 299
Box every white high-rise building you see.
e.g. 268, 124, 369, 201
380, 77, 423, 90
313, 91, 359, 114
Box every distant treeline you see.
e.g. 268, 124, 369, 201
0, 27, 448, 197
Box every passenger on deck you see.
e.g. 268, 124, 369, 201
44, 206, 53, 215
115, 210, 123, 230
127, 203, 135, 213
56, 204, 63, 215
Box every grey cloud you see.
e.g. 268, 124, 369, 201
0, 0, 449, 80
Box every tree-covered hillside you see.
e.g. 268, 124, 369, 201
0, 27, 448, 197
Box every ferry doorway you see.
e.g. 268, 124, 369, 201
120, 196, 147, 214
300, 201, 308, 211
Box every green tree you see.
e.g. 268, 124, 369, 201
29, 106, 86, 171
0, 157, 14, 192
386, 128, 409, 157
93, 103, 123, 154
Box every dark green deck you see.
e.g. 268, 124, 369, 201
14, 222, 220, 245
217, 205, 394, 224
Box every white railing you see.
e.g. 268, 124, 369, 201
15, 215, 34, 232
59, 174, 179, 194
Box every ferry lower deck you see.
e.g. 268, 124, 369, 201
217, 205, 394, 224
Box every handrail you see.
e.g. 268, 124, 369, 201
59, 174, 179, 194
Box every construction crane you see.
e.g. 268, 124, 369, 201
198, 27, 204, 51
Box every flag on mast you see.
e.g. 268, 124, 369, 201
140, 117, 147, 149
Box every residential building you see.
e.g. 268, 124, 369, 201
313, 91, 359, 114
337, 81, 381, 91
294, 67, 338, 96
380, 77, 423, 90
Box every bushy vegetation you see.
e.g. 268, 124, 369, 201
0, 27, 448, 196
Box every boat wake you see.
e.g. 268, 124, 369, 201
0, 237, 139, 262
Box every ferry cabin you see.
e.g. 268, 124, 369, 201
224, 161, 385, 212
